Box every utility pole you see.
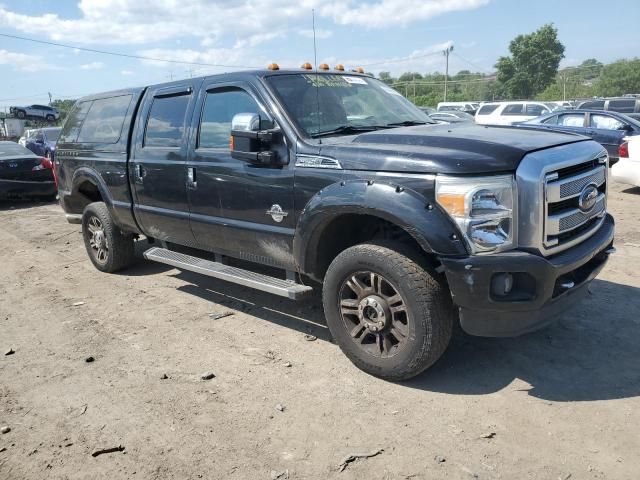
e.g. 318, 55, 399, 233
562, 73, 567, 101
48, 91, 52, 105
443, 44, 454, 102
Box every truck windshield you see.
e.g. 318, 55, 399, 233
266, 73, 434, 138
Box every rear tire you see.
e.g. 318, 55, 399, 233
46, 114, 55, 122
16, 110, 26, 119
322, 242, 454, 381
82, 202, 135, 273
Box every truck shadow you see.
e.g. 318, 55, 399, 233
405, 279, 640, 402
165, 270, 639, 402
173, 270, 331, 341
621, 186, 640, 195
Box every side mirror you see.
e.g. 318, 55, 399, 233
230, 113, 281, 165
620, 124, 634, 132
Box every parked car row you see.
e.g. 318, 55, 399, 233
516, 110, 640, 163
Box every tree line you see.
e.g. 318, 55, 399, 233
377, 24, 640, 107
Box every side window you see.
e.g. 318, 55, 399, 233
477, 104, 499, 115
542, 115, 558, 125
59, 101, 92, 143
557, 114, 585, 127
581, 100, 605, 109
35, 131, 44, 142
77, 95, 132, 143
590, 114, 624, 130
502, 104, 524, 115
144, 94, 190, 148
525, 104, 546, 116
198, 88, 270, 149
608, 99, 635, 113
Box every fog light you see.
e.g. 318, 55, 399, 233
491, 273, 514, 297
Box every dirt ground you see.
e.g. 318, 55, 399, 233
1, 181, 639, 480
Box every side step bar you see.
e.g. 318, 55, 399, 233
143, 247, 313, 300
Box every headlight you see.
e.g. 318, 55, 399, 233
435, 174, 516, 254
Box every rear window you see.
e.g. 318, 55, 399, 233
590, 114, 624, 130
0, 142, 36, 158
144, 94, 190, 148
608, 99, 636, 113
77, 95, 132, 144
477, 104, 499, 115
502, 104, 524, 115
59, 101, 92, 143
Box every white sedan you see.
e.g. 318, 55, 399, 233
611, 136, 640, 188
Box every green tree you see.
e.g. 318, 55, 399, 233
594, 58, 640, 97
378, 71, 394, 85
495, 23, 565, 99
50, 98, 77, 124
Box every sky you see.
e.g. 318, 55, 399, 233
0, 0, 639, 109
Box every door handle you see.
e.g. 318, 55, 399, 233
187, 167, 197, 188
135, 164, 144, 182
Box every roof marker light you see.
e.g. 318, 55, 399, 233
334, 64, 345, 71
319, 63, 329, 70
267, 63, 280, 71
301, 62, 313, 70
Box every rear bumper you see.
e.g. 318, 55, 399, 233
0, 178, 57, 198
440, 214, 615, 337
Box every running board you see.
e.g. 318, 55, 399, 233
143, 247, 312, 300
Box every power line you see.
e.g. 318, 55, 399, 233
0, 32, 260, 69
359, 50, 442, 67
451, 51, 492, 74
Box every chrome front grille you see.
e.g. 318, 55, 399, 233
516, 141, 609, 257
543, 158, 607, 251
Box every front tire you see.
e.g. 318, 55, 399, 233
82, 202, 135, 273
322, 242, 454, 381
16, 110, 26, 119
46, 114, 55, 122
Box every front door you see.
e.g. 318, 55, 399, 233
130, 81, 200, 246
187, 82, 296, 269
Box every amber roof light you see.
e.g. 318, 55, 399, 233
267, 63, 280, 71
301, 62, 313, 70
319, 63, 330, 70
355, 67, 365, 74
334, 64, 345, 71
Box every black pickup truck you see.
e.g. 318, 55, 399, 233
55, 66, 615, 380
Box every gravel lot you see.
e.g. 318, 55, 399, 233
1, 181, 639, 480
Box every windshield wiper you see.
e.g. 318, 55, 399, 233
384, 120, 432, 127
311, 125, 389, 138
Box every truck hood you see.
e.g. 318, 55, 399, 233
317, 123, 588, 174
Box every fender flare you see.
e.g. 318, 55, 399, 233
71, 167, 115, 210
293, 179, 467, 277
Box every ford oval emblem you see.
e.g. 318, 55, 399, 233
578, 184, 599, 213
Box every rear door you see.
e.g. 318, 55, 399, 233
500, 103, 525, 124
587, 113, 627, 157
130, 81, 201, 245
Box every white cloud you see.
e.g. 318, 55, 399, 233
120, 69, 134, 75
80, 61, 104, 70
0, 49, 56, 72
297, 28, 333, 39
0, 0, 489, 45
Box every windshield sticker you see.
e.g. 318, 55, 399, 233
303, 74, 353, 88
343, 76, 367, 85
381, 85, 402, 96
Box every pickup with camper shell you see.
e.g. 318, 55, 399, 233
55, 64, 615, 380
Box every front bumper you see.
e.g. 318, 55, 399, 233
440, 214, 615, 337
0, 179, 57, 198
